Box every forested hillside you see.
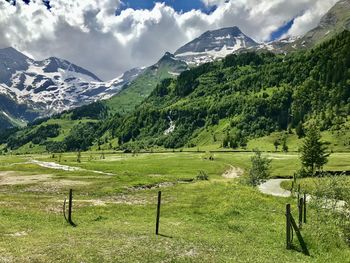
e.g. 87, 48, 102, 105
1, 31, 350, 152
112, 30, 350, 149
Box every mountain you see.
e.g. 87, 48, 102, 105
0, 51, 189, 151
175, 27, 259, 65
5, 31, 349, 153
287, 0, 350, 50
0, 47, 142, 126
105, 31, 350, 150
104, 52, 188, 114
0, 93, 37, 130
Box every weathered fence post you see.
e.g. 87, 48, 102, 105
286, 204, 292, 249
156, 191, 162, 235
298, 197, 303, 229
303, 193, 307, 224
68, 189, 73, 223
63, 189, 76, 227
290, 213, 310, 256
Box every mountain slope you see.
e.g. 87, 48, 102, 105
0, 91, 39, 130
175, 27, 258, 65
0, 47, 142, 123
288, 0, 350, 50
110, 31, 350, 149
2, 31, 350, 152
104, 52, 188, 114
0, 52, 188, 150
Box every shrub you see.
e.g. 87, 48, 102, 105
310, 174, 350, 245
196, 170, 209, 181
246, 149, 271, 186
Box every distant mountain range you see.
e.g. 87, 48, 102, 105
0, 47, 143, 127
0, 0, 349, 130
0, 47, 144, 112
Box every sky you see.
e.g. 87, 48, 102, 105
0, 0, 339, 80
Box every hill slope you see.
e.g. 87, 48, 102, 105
104, 52, 188, 114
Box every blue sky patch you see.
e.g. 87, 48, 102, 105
269, 18, 295, 41
116, 0, 218, 15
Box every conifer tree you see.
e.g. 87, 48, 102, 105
300, 123, 329, 176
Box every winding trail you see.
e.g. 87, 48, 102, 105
30, 160, 115, 176
258, 179, 291, 197
258, 178, 347, 212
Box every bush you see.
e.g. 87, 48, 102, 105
196, 170, 209, 181
310, 174, 350, 245
246, 149, 271, 186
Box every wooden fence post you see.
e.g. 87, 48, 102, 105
286, 204, 291, 249
290, 214, 310, 256
68, 189, 73, 223
303, 193, 307, 224
63, 189, 76, 227
156, 191, 162, 235
299, 198, 303, 229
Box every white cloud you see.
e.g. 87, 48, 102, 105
284, 0, 339, 37
0, 0, 337, 80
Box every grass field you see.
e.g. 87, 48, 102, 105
0, 152, 349, 262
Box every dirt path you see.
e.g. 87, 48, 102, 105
258, 179, 347, 211
222, 166, 244, 179
258, 179, 291, 197
30, 160, 115, 176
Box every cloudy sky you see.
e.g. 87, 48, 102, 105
0, 0, 338, 80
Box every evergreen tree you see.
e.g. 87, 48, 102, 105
296, 121, 305, 138
273, 139, 280, 151
77, 151, 81, 163
282, 137, 288, 152
300, 123, 329, 176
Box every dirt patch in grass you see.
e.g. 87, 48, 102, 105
4, 231, 29, 237
24, 179, 92, 194
148, 174, 164, 177
222, 166, 244, 179
43, 180, 91, 187
59, 195, 149, 207
0, 172, 91, 196
128, 179, 194, 191
0, 255, 13, 263
0, 172, 52, 185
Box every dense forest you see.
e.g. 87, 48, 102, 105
1, 31, 350, 152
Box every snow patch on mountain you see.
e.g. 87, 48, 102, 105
0, 47, 144, 116
175, 27, 258, 65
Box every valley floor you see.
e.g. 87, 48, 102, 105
0, 152, 349, 262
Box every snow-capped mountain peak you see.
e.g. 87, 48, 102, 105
0, 47, 143, 116
174, 26, 258, 65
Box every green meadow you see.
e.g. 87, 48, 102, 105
0, 151, 349, 262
